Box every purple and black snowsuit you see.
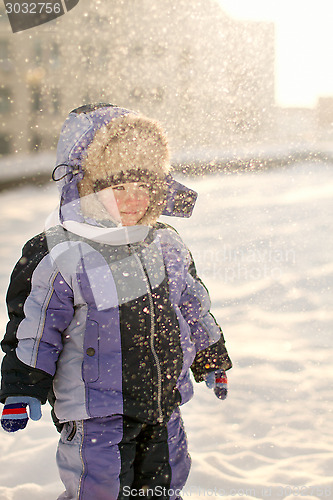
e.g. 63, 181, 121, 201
0, 105, 232, 500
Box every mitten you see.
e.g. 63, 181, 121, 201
205, 370, 228, 400
1, 396, 42, 432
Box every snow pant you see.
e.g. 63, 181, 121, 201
56, 408, 191, 500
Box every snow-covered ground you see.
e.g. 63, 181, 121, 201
0, 161, 332, 500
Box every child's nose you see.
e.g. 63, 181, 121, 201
125, 188, 141, 201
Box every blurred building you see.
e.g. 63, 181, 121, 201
275, 107, 318, 144
274, 97, 333, 145
0, 0, 275, 158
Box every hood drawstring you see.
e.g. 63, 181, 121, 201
52, 164, 82, 183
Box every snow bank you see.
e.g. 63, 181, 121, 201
0, 152, 56, 190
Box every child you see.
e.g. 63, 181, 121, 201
0, 104, 232, 500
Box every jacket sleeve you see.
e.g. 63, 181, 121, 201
0, 233, 74, 404
179, 253, 232, 383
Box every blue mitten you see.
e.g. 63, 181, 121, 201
1, 396, 42, 432
205, 370, 228, 400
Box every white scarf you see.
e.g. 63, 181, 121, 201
45, 208, 150, 246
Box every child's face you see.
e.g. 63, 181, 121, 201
97, 182, 150, 226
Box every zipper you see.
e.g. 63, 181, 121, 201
147, 284, 164, 424
77, 420, 85, 498
132, 250, 164, 424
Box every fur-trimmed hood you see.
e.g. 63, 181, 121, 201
50, 103, 197, 244
78, 112, 170, 225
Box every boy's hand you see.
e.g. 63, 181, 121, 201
205, 370, 228, 400
1, 396, 42, 432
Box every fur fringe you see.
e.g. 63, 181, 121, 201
78, 114, 170, 225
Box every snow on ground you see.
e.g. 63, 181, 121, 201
0, 161, 332, 499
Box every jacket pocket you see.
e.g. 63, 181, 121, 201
66, 421, 77, 442
82, 319, 100, 383
60, 420, 83, 446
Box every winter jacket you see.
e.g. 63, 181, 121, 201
0, 104, 232, 425
0, 222, 231, 424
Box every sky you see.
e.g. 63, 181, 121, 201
218, 0, 333, 108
